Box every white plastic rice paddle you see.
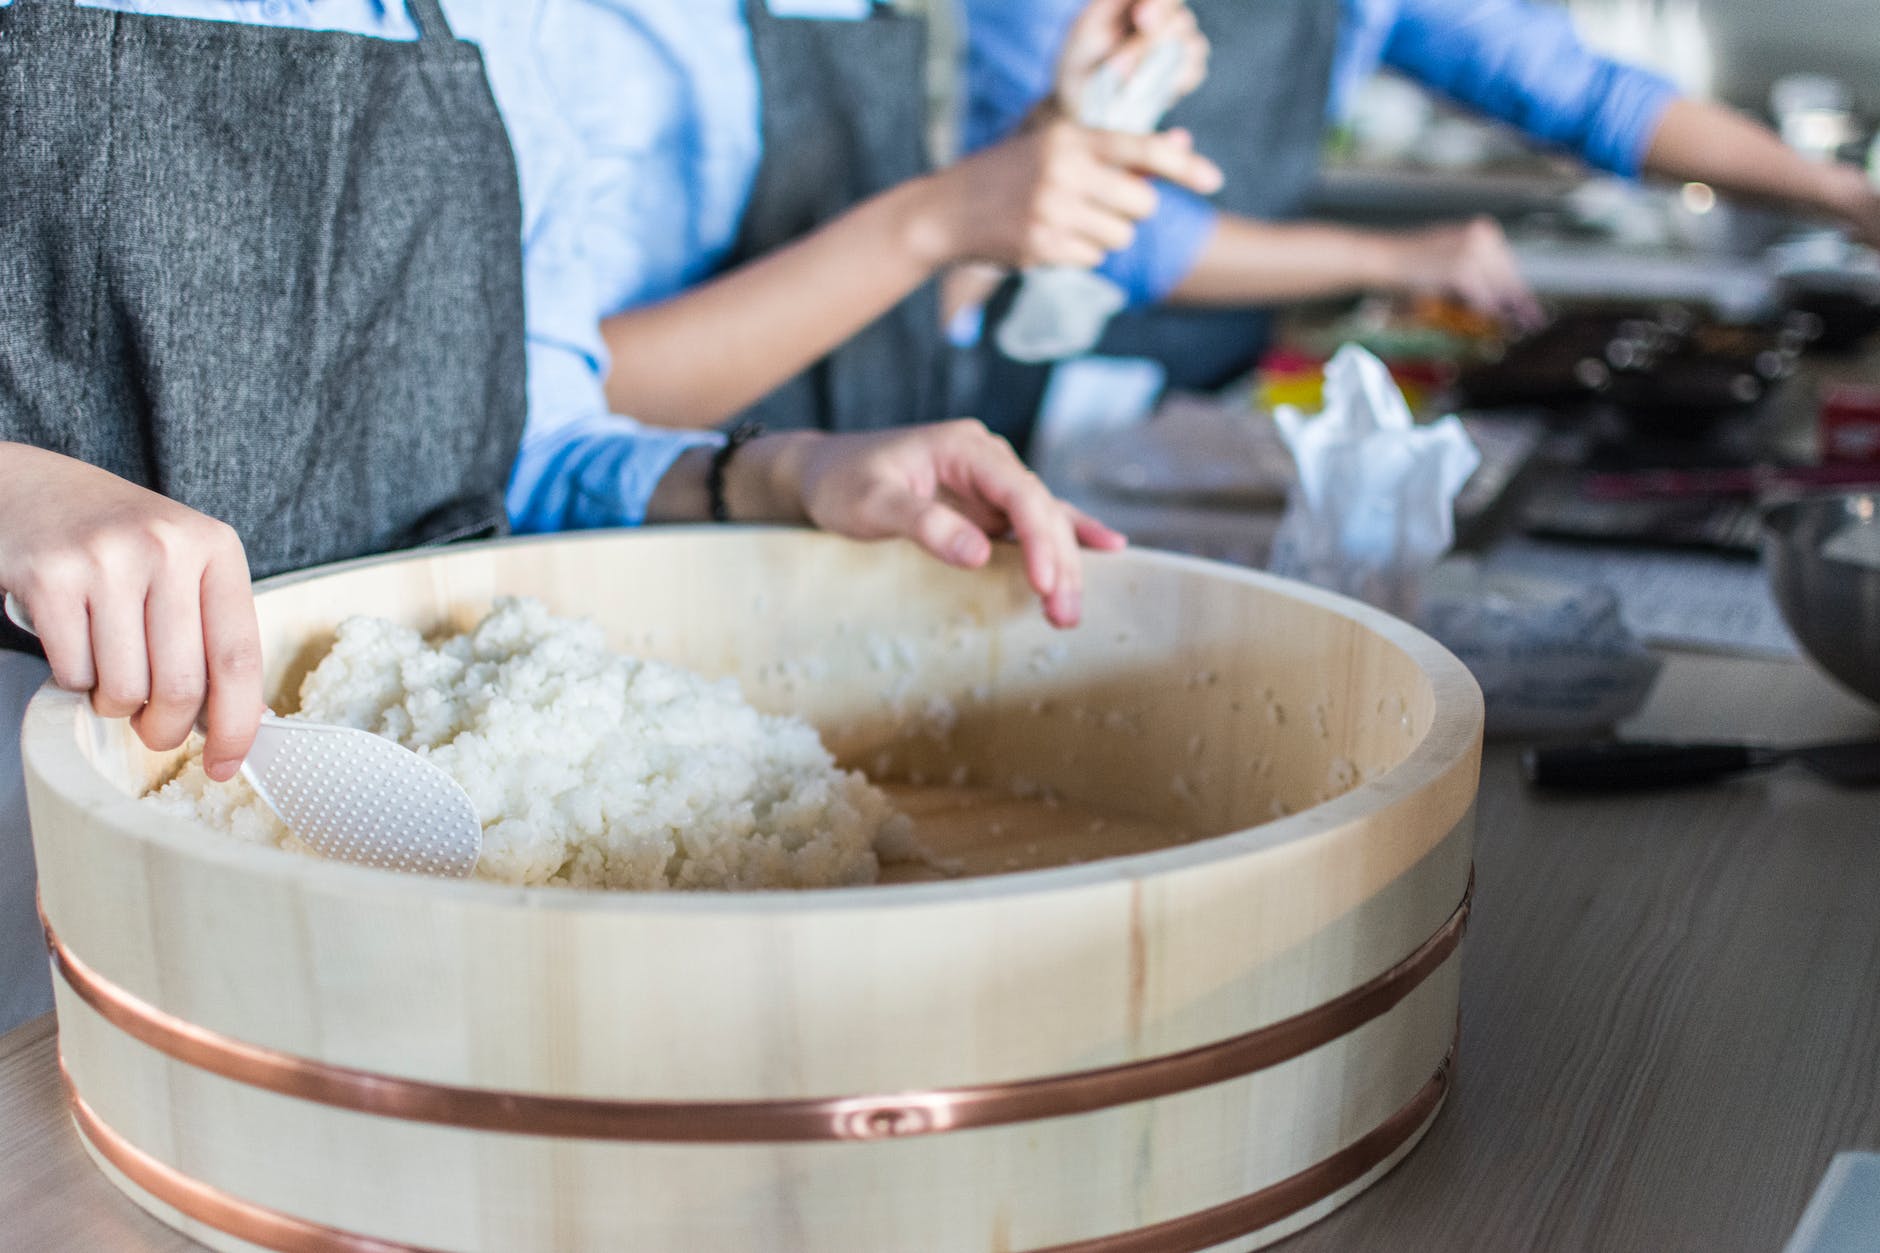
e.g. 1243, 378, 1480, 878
5, 591, 481, 878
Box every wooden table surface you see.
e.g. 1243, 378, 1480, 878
4, 652, 1877, 1253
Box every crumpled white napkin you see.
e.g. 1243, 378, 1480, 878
1268, 345, 1481, 618
996, 37, 1189, 364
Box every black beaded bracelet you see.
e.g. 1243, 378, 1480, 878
707, 420, 765, 524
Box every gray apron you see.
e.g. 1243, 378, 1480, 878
0, 0, 527, 1032
0, 0, 526, 581
726, 0, 950, 433
975, 0, 1341, 449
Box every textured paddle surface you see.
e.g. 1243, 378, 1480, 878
243, 719, 482, 877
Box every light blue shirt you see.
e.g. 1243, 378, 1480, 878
557, 0, 762, 323
16, 0, 718, 533
964, 0, 1683, 306
542, 0, 1212, 352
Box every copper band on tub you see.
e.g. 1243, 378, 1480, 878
43, 870, 1469, 1143
65, 1065, 452, 1253
1040, 1038, 1454, 1253
65, 1042, 1455, 1253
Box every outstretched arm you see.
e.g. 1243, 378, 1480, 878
600, 122, 1219, 430
1170, 212, 1542, 325
1387, 0, 1877, 242
1137, 1, 1875, 323
1641, 98, 1880, 247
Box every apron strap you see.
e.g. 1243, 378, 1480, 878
405, 0, 459, 44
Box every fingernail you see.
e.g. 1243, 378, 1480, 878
205, 758, 237, 783
948, 534, 980, 565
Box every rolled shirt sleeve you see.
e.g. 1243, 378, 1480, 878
961, 0, 1065, 157
504, 333, 721, 535
505, 409, 720, 535
1376, 0, 1681, 176
1097, 184, 1220, 306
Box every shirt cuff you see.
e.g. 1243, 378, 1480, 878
1097, 185, 1222, 306
1587, 68, 1682, 178
506, 413, 723, 535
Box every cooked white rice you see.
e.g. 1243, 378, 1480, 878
149, 598, 910, 890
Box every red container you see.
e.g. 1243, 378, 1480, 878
1822, 384, 1880, 463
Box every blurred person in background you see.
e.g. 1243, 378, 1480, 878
554, 0, 1216, 446
966, 0, 1880, 436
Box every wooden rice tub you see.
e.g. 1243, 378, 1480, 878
22, 529, 1482, 1252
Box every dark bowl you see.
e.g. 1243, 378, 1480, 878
1763, 492, 1880, 706
1777, 271, 1880, 353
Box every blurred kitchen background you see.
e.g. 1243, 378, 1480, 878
1581, 0, 1877, 112
1038, 0, 1880, 735
1341, 0, 1880, 165
1327, 0, 1879, 220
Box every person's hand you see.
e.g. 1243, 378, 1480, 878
1375, 217, 1544, 330
0, 443, 262, 780
1055, 0, 1210, 116
909, 117, 1221, 271
1819, 162, 1880, 250
732, 424, 1126, 629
